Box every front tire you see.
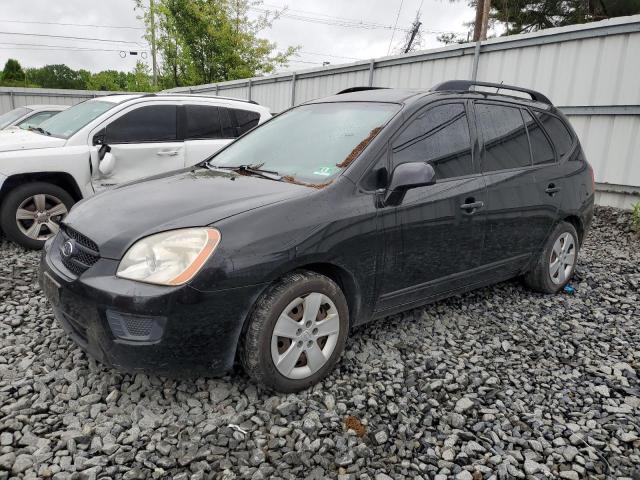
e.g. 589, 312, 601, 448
524, 221, 579, 293
240, 271, 349, 392
0, 182, 74, 250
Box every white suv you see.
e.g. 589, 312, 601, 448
0, 94, 271, 249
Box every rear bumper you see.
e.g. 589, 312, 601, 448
40, 237, 266, 377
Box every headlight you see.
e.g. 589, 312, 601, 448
117, 228, 221, 286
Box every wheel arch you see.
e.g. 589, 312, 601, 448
295, 262, 361, 328
562, 214, 584, 245
0, 172, 83, 206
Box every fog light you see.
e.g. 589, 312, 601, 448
106, 310, 166, 342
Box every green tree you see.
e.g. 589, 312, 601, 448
2, 59, 25, 82
26, 64, 88, 89
135, 0, 298, 88
486, 0, 640, 35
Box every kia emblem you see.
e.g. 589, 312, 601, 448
62, 240, 75, 257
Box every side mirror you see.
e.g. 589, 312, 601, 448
382, 162, 436, 206
99, 151, 116, 176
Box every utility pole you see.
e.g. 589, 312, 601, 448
150, 0, 158, 86
403, 20, 422, 53
473, 0, 491, 41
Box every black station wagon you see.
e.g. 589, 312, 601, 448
40, 80, 595, 392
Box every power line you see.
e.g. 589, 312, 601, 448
0, 31, 145, 46
299, 51, 364, 61
261, 3, 410, 30
0, 19, 144, 30
252, 7, 412, 32
0, 42, 148, 54
387, 0, 405, 55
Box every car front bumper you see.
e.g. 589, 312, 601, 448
39, 235, 266, 377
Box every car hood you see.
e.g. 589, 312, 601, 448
64, 167, 310, 259
0, 128, 66, 152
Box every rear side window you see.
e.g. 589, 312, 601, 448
523, 110, 555, 165
185, 105, 222, 139
476, 103, 531, 172
105, 105, 177, 143
535, 112, 574, 159
231, 108, 261, 136
219, 108, 236, 138
393, 103, 474, 180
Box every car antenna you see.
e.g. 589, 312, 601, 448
495, 81, 504, 95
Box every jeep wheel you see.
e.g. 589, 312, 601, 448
0, 182, 74, 249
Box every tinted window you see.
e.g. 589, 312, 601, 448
393, 103, 473, 180
535, 112, 574, 159
219, 108, 236, 138
523, 110, 555, 165
476, 103, 531, 172
232, 108, 261, 136
185, 105, 222, 139
105, 105, 177, 143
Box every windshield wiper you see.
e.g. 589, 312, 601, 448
207, 163, 282, 181
29, 126, 51, 136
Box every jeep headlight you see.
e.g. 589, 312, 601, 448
117, 228, 220, 286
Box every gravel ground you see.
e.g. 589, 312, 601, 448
1, 207, 639, 480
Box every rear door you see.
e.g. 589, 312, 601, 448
474, 101, 549, 273
182, 104, 262, 166
92, 103, 183, 189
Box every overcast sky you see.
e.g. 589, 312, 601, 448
0, 0, 475, 76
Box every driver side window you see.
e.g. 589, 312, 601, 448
104, 105, 177, 144
392, 103, 473, 180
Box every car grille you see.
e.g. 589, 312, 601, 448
59, 226, 100, 277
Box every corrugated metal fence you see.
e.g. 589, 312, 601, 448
0, 87, 123, 112
168, 15, 640, 208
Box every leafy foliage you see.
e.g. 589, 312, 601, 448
135, 0, 298, 88
1, 59, 25, 82
632, 201, 640, 233
0, 58, 155, 92
481, 0, 640, 35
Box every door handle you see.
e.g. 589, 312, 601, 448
545, 183, 561, 195
157, 150, 179, 156
460, 200, 484, 213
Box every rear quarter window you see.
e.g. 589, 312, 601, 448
231, 108, 261, 136
534, 112, 574, 160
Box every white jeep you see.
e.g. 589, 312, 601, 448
0, 94, 271, 249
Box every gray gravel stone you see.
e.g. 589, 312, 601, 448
0, 207, 638, 479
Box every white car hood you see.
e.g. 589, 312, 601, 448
0, 129, 66, 152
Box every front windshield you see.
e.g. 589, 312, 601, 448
210, 102, 400, 184
0, 107, 30, 129
38, 100, 115, 139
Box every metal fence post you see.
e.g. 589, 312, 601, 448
470, 41, 482, 81
9, 90, 15, 109
290, 72, 297, 107
368, 59, 375, 87
247, 79, 252, 102
215, 84, 219, 96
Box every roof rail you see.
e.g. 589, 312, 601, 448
154, 92, 260, 106
337, 87, 389, 95
431, 80, 552, 105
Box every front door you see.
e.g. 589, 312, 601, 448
377, 101, 487, 313
91, 104, 184, 190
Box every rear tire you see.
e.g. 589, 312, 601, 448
524, 221, 579, 294
0, 182, 74, 250
240, 270, 349, 392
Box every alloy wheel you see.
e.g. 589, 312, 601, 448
15, 194, 68, 241
549, 231, 576, 285
270, 292, 340, 380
